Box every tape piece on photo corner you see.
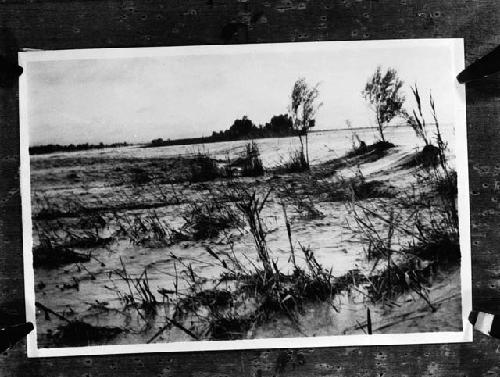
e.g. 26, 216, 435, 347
456, 45, 500, 83
0, 322, 34, 352
469, 311, 500, 339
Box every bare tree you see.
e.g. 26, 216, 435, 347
362, 66, 405, 142
288, 77, 322, 168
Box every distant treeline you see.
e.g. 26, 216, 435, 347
29, 142, 129, 155
147, 114, 301, 148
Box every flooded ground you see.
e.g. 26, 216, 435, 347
30, 126, 462, 348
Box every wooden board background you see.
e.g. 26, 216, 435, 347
0, 0, 499, 375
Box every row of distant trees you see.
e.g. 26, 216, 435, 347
228, 68, 409, 169
30, 142, 129, 155
149, 77, 324, 167
212, 113, 295, 140
150, 114, 297, 148
150, 67, 437, 170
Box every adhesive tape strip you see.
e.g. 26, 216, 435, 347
470, 311, 500, 339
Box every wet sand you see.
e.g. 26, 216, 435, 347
30, 128, 461, 347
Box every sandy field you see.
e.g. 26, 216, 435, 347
29, 126, 462, 348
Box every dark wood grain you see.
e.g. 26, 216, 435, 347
1, 1, 499, 375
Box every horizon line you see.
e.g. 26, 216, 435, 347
29, 122, 451, 148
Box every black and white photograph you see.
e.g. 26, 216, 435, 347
20, 39, 471, 357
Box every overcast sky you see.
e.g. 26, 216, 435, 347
24, 42, 459, 146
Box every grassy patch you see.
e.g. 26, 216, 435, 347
53, 320, 123, 347
113, 210, 188, 247
347, 159, 460, 309
314, 140, 395, 178
279, 183, 324, 220
33, 245, 90, 269
32, 215, 111, 268
408, 231, 460, 266
35, 301, 124, 346
206, 313, 254, 340
177, 289, 234, 312
400, 144, 441, 169
130, 167, 153, 185
240, 141, 264, 177
183, 198, 242, 240
146, 192, 338, 340
189, 152, 222, 182
324, 178, 395, 202
110, 259, 158, 313
64, 235, 114, 249
435, 169, 458, 201
235, 253, 337, 320
344, 140, 395, 160
295, 196, 324, 220
278, 149, 309, 173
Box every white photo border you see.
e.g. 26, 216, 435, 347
19, 38, 472, 358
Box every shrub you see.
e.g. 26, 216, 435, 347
241, 141, 264, 177
402, 145, 440, 169
280, 149, 309, 173
295, 196, 324, 220
131, 167, 152, 185
206, 313, 253, 340
435, 169, 458, 229
178, 289, 233, 311
183, 198, 242, 240
145, 191, 340, 341
189, 152, 221, 182
33, 224, 92, 268
221, 154, 236, 178
324, 175, 395, 202
64, 234, 113, 249
111, 259, 158, 314
344, 140, 395, 159
33, 245, 90, 269
113, 211, 187, 247
346, 165, 459, 309
235, 188, 274, 276
351, 179, 395, 200
280, 184, 324, 220
53, 320, 122, 347
408, 231, 460, 265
